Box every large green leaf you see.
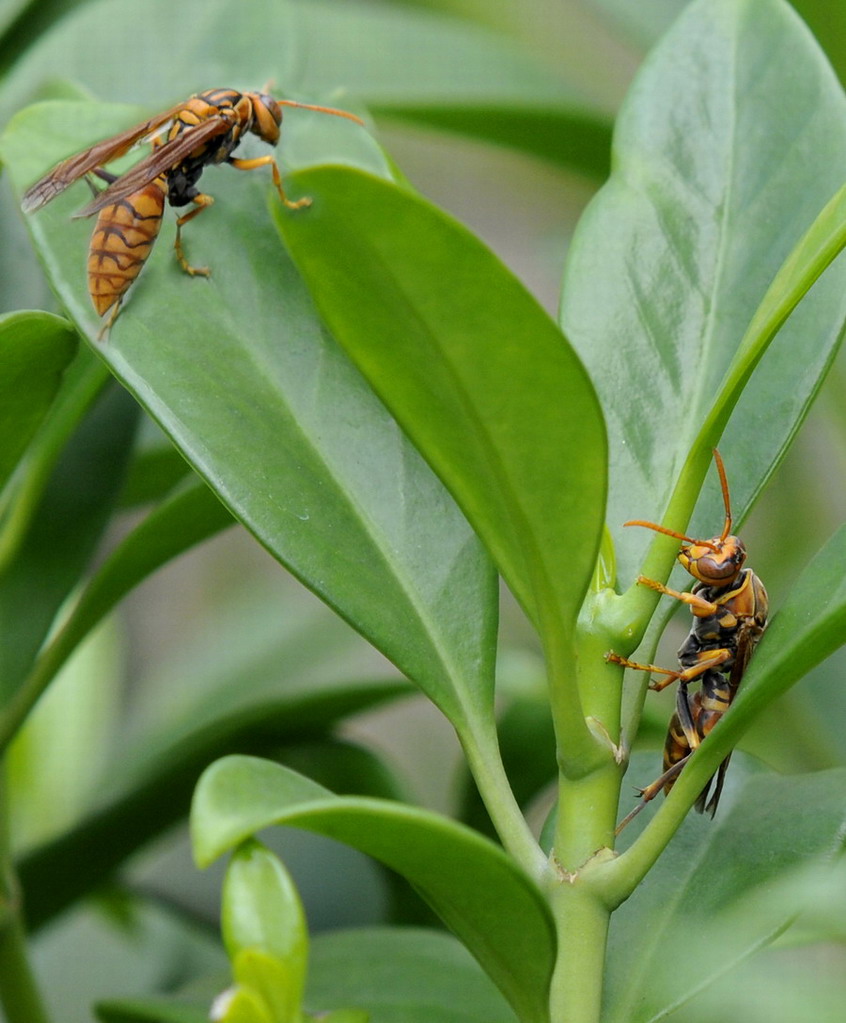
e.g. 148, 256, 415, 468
275, 165, 607, 769
0, 310, 76, 490
95, 927, 517, 1023
192, 756, 556, 1023
0, 0, 611, 178
595, 0, 846, 92
308, 928, 517, 1023
561, 0, 846, 584
0, 102, 498, 743
604, 767, 846, 1023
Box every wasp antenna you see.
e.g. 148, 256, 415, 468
712, 448, 733, 542
277, 99, 365, 126
623, 519, 720, 553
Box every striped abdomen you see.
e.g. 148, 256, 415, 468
661, 671, 732, 797
88, 176, 167, 316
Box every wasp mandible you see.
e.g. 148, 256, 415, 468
607, 449, 768, 832
21, 88, 364, 336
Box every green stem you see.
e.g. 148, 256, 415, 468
544, 605, 627, 1021
547, 882, 611, 1023
0, 766, 51, 1023
545, 621, 607, 780
462, 723, 550, 884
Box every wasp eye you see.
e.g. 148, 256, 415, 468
259, 94, 282, 127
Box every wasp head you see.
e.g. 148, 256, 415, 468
251, 94, 282, 146
678, 534, 746, 586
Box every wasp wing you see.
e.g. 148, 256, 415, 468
72, 115, 232, 218
20, 101, 194, 213
695, 621, 761, 816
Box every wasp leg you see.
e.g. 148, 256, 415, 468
174, 194, 214, 277
606, 649, 732, 693
228, 154, 311, 210
614, 756, 691, 835
96, 295, 124, 342
85, 168, 119, 197
637, 576, 719, 617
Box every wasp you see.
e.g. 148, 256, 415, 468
21, 87, 363, 336
607, 449, 768, 832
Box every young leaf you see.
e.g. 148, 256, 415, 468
222, 841, 308, 1023
192, 756, 556, 1023
561, 0, 846, 583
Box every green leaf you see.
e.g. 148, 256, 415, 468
0, 377, 137, 704
0, 0, 34, 41
210, 984, 275, 1023
95, 1001, 208, 1023
117, 426, 193, 507
29, 478, 232, 693
222, 842, 308, 1022
0, 101, 497, 742
95, 927, 515, 1023
792, 0, 846, 87
275, 167, 607, 709
192, 756, 556, 1023
0, 310, 76, 489
308, 927, 517, 1023
604, 768, 846, 1022
18, 695, 406, 932
8, 617, 122, 854
561, 0, 846, 584
0, 0, 611, 179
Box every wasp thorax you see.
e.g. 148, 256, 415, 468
679, 535, 746, 585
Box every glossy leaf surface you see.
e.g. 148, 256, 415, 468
561, 0, 846, 583
276, 165, 607, 655
192, 756, 555, 1023
1, 101, 497, 738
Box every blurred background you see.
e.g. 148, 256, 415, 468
1, 0, 845, 1019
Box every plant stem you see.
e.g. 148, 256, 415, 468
462, 723, 550, 884
544, 604, 627, 1021
547, 881, 610, 1023
0, 765, 51, 1023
